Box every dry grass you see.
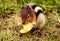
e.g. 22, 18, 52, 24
0, 0, 60, 41
0, 10, 60, 41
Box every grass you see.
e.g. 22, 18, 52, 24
0, 0, 60, 41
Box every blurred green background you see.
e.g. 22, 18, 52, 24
0, 0, 60, 41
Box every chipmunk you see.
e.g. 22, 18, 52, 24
17, 3, 46, 33
17, 5, 36, 33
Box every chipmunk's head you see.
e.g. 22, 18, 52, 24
18, 5, 36, 33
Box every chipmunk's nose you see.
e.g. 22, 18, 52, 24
22, 22, 25, 24
22, 20, 26, 24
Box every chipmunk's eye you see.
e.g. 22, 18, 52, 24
27, 14, 30, 19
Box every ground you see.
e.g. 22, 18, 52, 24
0, 0, 60, 41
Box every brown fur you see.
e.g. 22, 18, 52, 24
18, 5, 36, 25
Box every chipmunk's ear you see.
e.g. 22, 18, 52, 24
26, 5, 31, 10
21, 6, 24, 9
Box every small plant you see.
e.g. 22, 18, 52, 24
0, 30, 12, 40
0, 0, 18, 18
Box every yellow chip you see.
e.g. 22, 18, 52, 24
20, 22, 33, 33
